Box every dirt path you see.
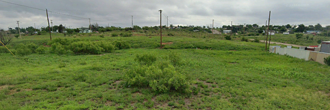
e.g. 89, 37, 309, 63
258, 40, 304, 47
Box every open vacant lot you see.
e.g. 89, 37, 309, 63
1, 33, 330, 109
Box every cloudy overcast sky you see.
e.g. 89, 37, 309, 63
0, 0, 329, 29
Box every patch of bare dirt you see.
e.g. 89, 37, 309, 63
161, 42, 173, 45
0, 85, 14, 91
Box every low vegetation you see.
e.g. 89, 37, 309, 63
0, 32, 330, 109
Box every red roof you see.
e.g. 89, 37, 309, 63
309, 45, 318, 47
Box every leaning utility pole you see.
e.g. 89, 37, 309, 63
159, 10, 163, 49
46, 9, 52, 40
267, 11, 272, 51
17, 21, 20, 38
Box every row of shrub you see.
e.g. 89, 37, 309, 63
6, 38, 131, 56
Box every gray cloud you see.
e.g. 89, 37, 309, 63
0, 0, 329, 29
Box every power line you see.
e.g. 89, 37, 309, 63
0, 0, 88, 19
0, 0, 44, 11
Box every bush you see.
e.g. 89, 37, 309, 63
114, 41, 131, 50
96, 41, 115, 53
69, 41, 104, 54
14, 35, 19, 38
241, 37, 248, 42
296, 34, 303, 39
124, 64, 190, 93
26, 43, 38, 53
135, 54, 157, 65
35, 46, 47, 54
0, 46, 9, 53
120, 33, 133, 37
167, 52, 182, 66
99, 35, 104, 38
224, 35, 231, 40
111, 33, 118, 37
51, 43, 67, 55
317, 40, 322, 44
254, 39, 260, 43
324, 56, 330, 66
15, 44, 32, 56
168, 33, 174, 36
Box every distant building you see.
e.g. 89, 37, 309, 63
79, 28, 92, 33
306, 30, 321, 34
283, 32, 290, 35
223, 30, 231, 34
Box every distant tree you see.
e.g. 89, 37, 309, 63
8, 28, 16, 34
53, 25, 59, 32
307, 25, 315, 30
26, 26, 35, 35
74, 28, 80, 33
285, 24, 292, 29
133, 25, 141, 30
315, 23, 323, 31
170, 24, 173, 29
279, 27, 287, 33
252, 24, 259, 28
295, 24, 306, 32
58, 24, 64, 33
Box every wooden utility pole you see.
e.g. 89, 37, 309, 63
46, 9, 52, 40
267, 11, 271, 50
17, 21, 20, 38
167, 16, 168, 28
230, 21, 233, 36
89, 18, 91, 32
265, 20, 268, 51
132, 15, 133, 29
159, 10, 163, 48
51, 20, 53, 32
212, 19, 214, 29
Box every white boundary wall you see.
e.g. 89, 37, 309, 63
274, 47, 310, 61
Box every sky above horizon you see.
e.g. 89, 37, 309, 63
0, 0, 329, 29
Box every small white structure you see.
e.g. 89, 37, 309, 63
223, 30, 231, 34
283, 32, 289, 35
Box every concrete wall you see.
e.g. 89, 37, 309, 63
274, 47, 310, 60
272, 46, 330, 64
308, 51, 318, 61
315, 52, 330, 64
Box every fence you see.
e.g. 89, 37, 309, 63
270, 46, 330, 64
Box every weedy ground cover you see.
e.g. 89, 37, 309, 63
0, 32, 330, 109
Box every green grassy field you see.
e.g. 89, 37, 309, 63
1, 32, 330, 109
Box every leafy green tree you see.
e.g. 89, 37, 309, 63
279, 27, 287, 33
58, 24, 65, 33
286, 24, 292, 29
295, 24, 306, 32
315, 23, 323, 31
252, 24, 259, 28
